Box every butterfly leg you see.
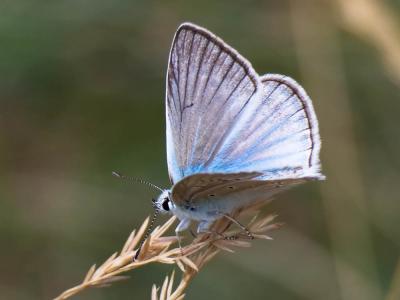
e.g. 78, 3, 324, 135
197, 220, 231, 240
176, 218, 191, 232
197, 220, 214, 234
175, 218, 191, 255
222, 214, 254, 240
189, 229, 197, 238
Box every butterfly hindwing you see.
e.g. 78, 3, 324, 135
171, 172, 261, 202
171, 172, 309, 208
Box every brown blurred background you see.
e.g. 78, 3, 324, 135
1, 0, 400, 299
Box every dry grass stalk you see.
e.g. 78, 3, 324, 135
54, 203, 281, 300
335, 0, 400, 85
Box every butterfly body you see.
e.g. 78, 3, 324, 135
155, 22, 324, 234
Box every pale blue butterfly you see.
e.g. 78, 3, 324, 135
148, 22, 325, 238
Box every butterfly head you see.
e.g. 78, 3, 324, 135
154, 189, 174, 213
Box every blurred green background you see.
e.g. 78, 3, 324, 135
1, 0, 400, 299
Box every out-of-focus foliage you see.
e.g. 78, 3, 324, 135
1, 0, 399, 299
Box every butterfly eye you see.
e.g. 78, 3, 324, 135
162, 198, 170, 211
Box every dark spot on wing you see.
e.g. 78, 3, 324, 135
182, 102, 194, 113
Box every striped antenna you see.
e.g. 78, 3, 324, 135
134, 199, 160, 260
112, 171, 162, 261
112, 171, 164, 192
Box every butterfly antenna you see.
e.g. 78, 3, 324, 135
134, 199, 160, 260
112, 171, 164, 192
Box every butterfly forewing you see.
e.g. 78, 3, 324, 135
166, 23, 261, 184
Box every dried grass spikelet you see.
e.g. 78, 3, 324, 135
54, 202, 281, 300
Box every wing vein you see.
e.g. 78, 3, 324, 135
203, 86, 256, 168
182, 32, 196, 113
191, 38, 210, 103
201, 47, 222, 104
207, 56, 235, 106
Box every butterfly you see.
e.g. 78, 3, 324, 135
152, 22, 324, 235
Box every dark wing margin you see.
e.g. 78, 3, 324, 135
166, 22, 261, 184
